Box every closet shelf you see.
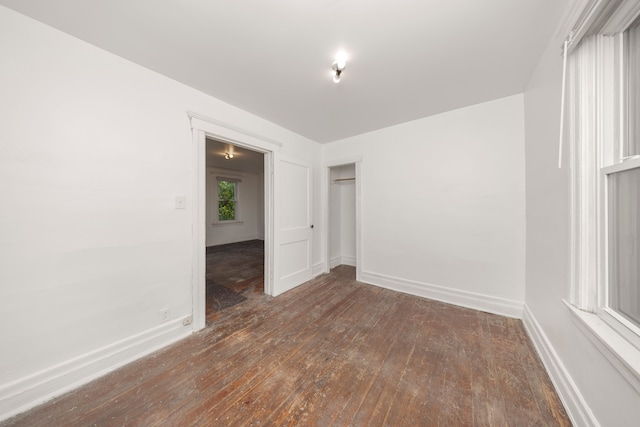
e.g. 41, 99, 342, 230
333, 178, 356, 183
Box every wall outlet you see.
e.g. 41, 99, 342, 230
183, 315, 193, 326
174, 195, 186, 209
159, 308, 170, 323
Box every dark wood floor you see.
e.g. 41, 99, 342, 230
205, 240, 264, 322
2, 265, 571, 426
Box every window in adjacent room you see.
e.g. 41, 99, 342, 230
216, 178, 239, 222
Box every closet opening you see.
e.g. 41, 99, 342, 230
326, 161, 361, 280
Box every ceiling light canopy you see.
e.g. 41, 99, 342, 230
332, 51, 347, 83
224, 144, 236, 159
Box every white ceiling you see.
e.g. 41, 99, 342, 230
0, 0, 568, 143
206, 138, 264, 174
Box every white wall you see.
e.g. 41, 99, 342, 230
8, 1, 632, 424
324, 94, 526, 317
522, 1, 640, 425
206, 167, 261, 246
0, 6, 321, 420
329, 164, 356, 268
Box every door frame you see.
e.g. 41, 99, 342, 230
322, 156, 363, 281
188, 112, 281, 331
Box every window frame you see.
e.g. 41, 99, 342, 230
213, 176, 242, 225
600, 160, 640, 349
567, 0, 640, 393
597, 21, 640, 350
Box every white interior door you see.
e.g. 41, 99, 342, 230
273, 154, 312, 296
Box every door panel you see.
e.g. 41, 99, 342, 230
280, 240, 310, 278
273, 154, 312, 295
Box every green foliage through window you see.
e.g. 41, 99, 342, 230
218, 180, 236, 221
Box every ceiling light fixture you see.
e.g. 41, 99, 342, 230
224, 152, 234, 159
332, 52, 347, 83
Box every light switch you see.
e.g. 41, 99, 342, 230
175, 195, 186, 209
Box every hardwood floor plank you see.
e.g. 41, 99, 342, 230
264, 285, 393, 426
288, 290, 392, 425
162, 280, 358, 424
302, 289, 407, 426
1, 265, 571, 427
345, 295, 426, 427
188, 283, 371, 425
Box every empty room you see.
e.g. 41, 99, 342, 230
1, 0, 639, 426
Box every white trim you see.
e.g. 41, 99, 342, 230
600, 0, 640, 35
566, 0, 608, 51
564, 0, 632, 53
602, 155, 640, 174
555, 0, 595, 41
328, 256, 356, 269
324, 155, 364, 168
354, 161, 362, 282
329, 256, 341, 269
312, 261, 324, 278
264, 153, 274, 296
187, 111, 283, 148
360, 270, 523, 319
568, 34, 600, 311
565, 301, 640, 394
191, 129, 207, 331
188, 116, 281, 154
215, 176, 242, 182
189, 113, 278, 325
212, 220, 244, 226
522, 305, 599, 427
212, 174, 240, 224
206, 234, 262, 247
340, 256, 356, 267
567, 2, 640, 385
322, 156, 363, 281
0, 317, 192, 422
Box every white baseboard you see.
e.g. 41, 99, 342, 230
312, 262, 325, 278
522, 305, 598, 427
329, 256, 356, 269
0, 316, 193, 422
360, 271, 523, 318
340, 256, 356, 267
329, 256, 341, 269
206, 234, 261, 247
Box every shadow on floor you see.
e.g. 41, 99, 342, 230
206, 239, 264, 318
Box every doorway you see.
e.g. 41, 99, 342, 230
189, 111, 314, 331
205, 139, 265, 321
329, 164, 356, 268
325, 159, 362, 280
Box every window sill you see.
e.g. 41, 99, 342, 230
564, 300, 640, 394
212, 220, 244, 226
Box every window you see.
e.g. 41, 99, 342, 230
216, 178, 239, 222
607, 167, 640, 329
566, 0, 640, 383
600, 13, 640, 345
624, 15, 640, 157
